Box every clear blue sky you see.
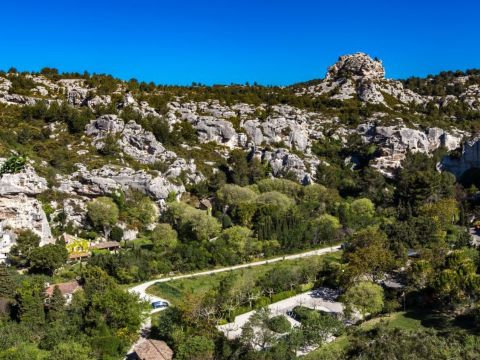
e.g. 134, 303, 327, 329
1, 0, 479, 85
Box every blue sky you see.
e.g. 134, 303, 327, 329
1, 0, 479, 85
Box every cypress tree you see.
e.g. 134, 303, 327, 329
0, 264, 16, 298
48, 285, 66, 322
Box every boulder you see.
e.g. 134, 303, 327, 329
193, 117, 239, 147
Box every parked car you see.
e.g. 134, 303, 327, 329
151, 300, 169, 309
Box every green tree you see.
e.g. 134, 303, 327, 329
176, 335, 215, 360
16, 278, 46, 326
0, 343, 48, 360
47, 285, 65, 322
433, 250, 480, 304
347, 198, 375, 229
216, 184, 258, 208
0, 264, 16, 298
343, 226, 395, 284
267, 315, 292, 333
211, 226, 259, 265
241, 307, 278, 350
87, 197, 119, 238
396, 152, 455, 207
256, 191, 294, 210
0, 155, 27, 177
418, 198, 459, 230
311, 214, 341, 246
8, 229, 40, 267
300, 311, 344, 348
257, 178, 302, 198
228, 149, 249, 186
28, 244, 68, 275
344, 281, 384, 318
85, 281, 148, 334
301, 183, 340, 215
50, 342, 91, 360
167, 202, 221, 242
127, 195, 157, 228
150, 223, 178, 252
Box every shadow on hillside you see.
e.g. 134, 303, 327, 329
403, 309, 477, 332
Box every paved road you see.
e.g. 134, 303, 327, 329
217, 288, 344, 340
129, 244, 341, 312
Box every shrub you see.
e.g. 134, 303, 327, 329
0, 155, 27, 177
110, 226, 124, 241
267, 315, 291, 333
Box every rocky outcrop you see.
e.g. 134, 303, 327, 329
257, 148, 319, 184
57, 164, 185, 202
193, 117, 245, 147
0, 162, 53, 261
0, 77, 12, 93
358, 124, 464, 177
296, 53, 430, 107
0, 195, 52, 244
54, 198, 87, 229
0, 93, 38, 106
460, 85, 480, 111
326, 53, 386, 81
0, 162, 48, 196
86, 114, 177, 164
440, 138, 480, 177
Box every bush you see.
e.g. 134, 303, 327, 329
0, 155, 27, 177
97, 135, 119, 156
267, 315, 291, 333
9, 74, 36, 95
110, 226, 124, 242
291, 306, 315, 322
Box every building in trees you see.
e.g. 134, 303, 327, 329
44, 280, 82, 305
134, 339, 173, 360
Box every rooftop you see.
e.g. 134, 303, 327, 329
134, 339, 173, 360
91, 241, 121, 250
45, 280, 81, 297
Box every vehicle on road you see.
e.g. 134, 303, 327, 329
151, 300, 169, 309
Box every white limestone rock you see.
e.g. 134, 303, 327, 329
86, 114, 177, 164
0, 161, 48, 196
326, 53, 385, 81
57, 164, 185, 202
0, 194, 53, 248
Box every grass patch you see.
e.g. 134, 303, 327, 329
304, 335, 349, 360
360, 311, 425, 331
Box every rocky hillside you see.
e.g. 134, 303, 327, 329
1, 53, 480, 256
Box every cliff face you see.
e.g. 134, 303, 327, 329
0, 52, 479, 259
0, 161, 54, 262
440, 139, 480, 177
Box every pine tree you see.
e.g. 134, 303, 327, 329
16, 279, 45, 326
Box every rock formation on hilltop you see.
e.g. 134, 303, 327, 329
326, 53, 386, 81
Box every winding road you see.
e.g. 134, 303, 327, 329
128, 244, 342, 311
